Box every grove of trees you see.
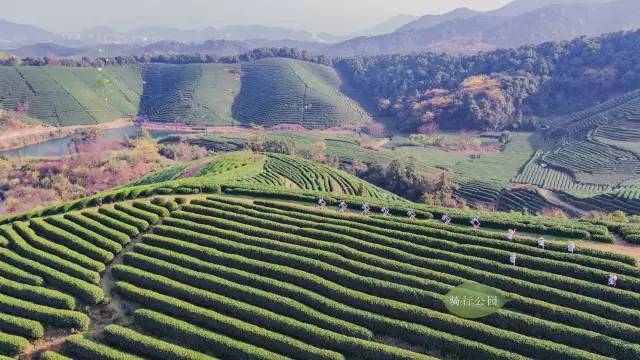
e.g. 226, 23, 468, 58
335, 30, 640, 132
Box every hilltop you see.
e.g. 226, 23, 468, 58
0, 19, 60, 47
232, 58, 372, 129
0, 151, 637, 359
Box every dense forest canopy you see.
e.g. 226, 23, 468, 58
335, 30, 640, 131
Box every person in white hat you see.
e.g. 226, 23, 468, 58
568, 241, 576, 254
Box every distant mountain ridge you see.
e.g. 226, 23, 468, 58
326, 0, 636, 56
0, 19, 318, 48
2, 0, 639, 58
115, 24, 315, 43
397, 0, 613, 33
318, 14, 419, 43
0, 19, 60, 47
395, 7, 481, 33
483, 0, 640, 48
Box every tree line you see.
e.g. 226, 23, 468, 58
0, 47, 332, 67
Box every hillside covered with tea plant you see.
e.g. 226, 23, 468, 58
0, 58, 373, 128
0, 152, 638, 359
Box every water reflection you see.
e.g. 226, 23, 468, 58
1, 127, 179, 158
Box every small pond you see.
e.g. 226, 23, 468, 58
2, 127, 181, 158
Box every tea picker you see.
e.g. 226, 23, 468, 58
567, 241, 576, 254
381, 206, 391, 216
362, 203, 371, 216
317, 198, 326, 210
537, 237, 545, 249
608, 274, 618, 287
338, 200, 348, 213
407, 209, 417, 220
470, 217, 481, 229
506, 229, 516, 241
441, 214, 452, 225
509, 253, 517, 265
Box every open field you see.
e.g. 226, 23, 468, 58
181, 131, 534, 185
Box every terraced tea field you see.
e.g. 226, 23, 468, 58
453, 181, 502, 207
0, 188, 639, 360
0, 151, 637, 359
0, 59, 374, 129
540, 90, 640, 186
556, 192, 640, 219
542, 140, 640, 185
0, 66, 142, 126
127, 151, 397, 201
240, 153, 398, 200
137, 63, 240, 126
232, 58, 373, 129
513, 151, 612, 192
489, 89, 640, 213
553, 89, 640, 144
594, 121, 640, 155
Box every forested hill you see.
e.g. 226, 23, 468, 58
335, 29, 640, 132
3, 30, 640, 132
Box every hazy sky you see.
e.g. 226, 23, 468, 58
1, 0, 511, 35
